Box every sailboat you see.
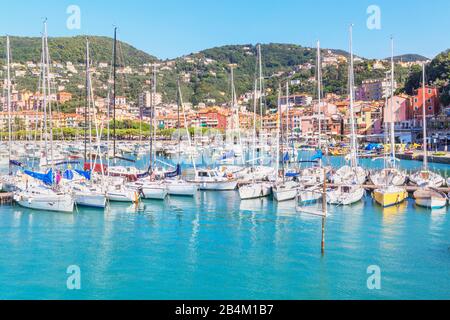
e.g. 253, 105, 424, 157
373, 38, 408, 208
13, 23, 75, 213
104, 27, 141, 203
273, 83, 299, 202
409, 65, 445, 189
238, 60, 272, 200
297, 41, 328, 205
412, 64, 447, 209
327, 25, 365, 206
67, 38, 107, 209
165, 79, 197, 196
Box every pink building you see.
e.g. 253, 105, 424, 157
384, 95, 411, 123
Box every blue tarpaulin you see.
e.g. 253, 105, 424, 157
311, 149, 323, 161
365, 143, 383, 151
75, 169, 91, 181
63, 170, 74, 180
24, 169, 53, 186
10, 160, 24, 167
165, 164, 181, 178
286, 172, 299, 178
283, 153, 290, 162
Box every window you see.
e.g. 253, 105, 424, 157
428, 89, 432, 94
428, 106, 433, 111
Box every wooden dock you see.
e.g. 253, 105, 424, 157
0, 192, 14, 205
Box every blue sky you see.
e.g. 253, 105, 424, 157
2, 0, 449, 59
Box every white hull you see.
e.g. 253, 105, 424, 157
414, 188, 447, 209
273, 181, 299, 202
14, 193, 74, 213
141, 186, 168, 200
239, 182, 272, 200
106, 190, 139, 202
327, 186, 364, 206
298, 189, 323, 205
198, 180, 238, 191
74, 192, 106, 208
415, 197, 447, 209
166, 181, 197, 197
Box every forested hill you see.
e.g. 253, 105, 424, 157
0, 36, 157, 65
0, 36, 446, 109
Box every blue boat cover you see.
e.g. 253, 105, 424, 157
75, 169, 91, 180
24, 169, 53, 186
165, 164, 181, 178
311, 149, 323, 161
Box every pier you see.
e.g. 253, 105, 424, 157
396, 152, 450, 165
0, 193, 14, 205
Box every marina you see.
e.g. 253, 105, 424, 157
0, 1, 449, 302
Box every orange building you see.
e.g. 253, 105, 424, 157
57, 91, 73, 104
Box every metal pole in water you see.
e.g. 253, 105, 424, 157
321, 168, 327, 255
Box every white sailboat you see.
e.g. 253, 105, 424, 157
194, 169, 238, 191
239, 52, 273, 200
165, 79, 197, 197
273, 83, 299, 202
328, 26, 365, 205
14, 185, 74, 213
409, 64, 445, 189
412, 65, 447, 209
297, 41, 327, 204
13, 23, 75, 213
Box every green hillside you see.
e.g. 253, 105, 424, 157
0, 36, 157, 65
0, 36, 442, 110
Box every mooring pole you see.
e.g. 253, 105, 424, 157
321, 167, 327, 255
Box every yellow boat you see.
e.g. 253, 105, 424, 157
373, 186, 408, 208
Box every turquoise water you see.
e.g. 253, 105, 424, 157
0, 154, 449, 300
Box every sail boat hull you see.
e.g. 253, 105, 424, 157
273, 181, 299, 202
414, 189, 447, 209
166, 180, 198, 197
14, 192, 74, 213
373, 187, 408, 207
239, 182, 272, 200
74, 192, 107, 208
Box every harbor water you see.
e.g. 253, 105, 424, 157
0, 153, 449, 300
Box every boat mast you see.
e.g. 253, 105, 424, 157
279, 85, 285, 182
6, 36, 12, 174
178, 80, 196, 173
348, 25, 358, 168
285, 81, 289, 172
149, 64, 156, 173
389, 37, 396, 166
230, 65, 243, 164
41, 23, 48, 167
177, 79, 181, 174
84, 38, 89, 164
112, 27, 117, 160
44, 21, 54, 175
275, 86, 281, 179
252, 79, 257, 169
422, 63, 428, 171
258, 44, 264, 154
317, 40, 322, 152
